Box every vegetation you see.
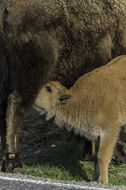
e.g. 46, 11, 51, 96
20, 114, 126, 186
22, 130, 126, 186
23, 161, 126, 186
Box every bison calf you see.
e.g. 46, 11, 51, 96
34, 55, 126, 184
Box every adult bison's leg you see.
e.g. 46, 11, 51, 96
2, 90, 25, 172
0, 36, 9, 171
0, 100, 7, 172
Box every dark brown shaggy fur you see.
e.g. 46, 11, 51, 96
0, 0, 126, 172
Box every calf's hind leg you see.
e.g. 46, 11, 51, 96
96, 127, 120, 184
93, 137, 100, 182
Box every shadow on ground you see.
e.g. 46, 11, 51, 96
19, 109, 92, 181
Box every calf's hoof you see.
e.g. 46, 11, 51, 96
1, 153, 22, 173
98, 176, 108, 185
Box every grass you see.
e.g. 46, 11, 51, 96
23, 136, 89, 182
23, 160, 126, 186
18, 112, 126, 186
2, 132, 125, 185
20, 121, 126, 186
22, 130, 126, 186
108, 163, 126, 185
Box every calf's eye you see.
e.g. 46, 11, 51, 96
46, 86, 52, 93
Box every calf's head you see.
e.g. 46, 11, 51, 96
34, 81, 72, 113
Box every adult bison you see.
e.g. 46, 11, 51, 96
0, 0, 126, 172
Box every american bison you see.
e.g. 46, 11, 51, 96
0, 0, 126, 172
34, 55, 126, 184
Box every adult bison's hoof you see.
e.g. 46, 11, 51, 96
1, 153, 22, 172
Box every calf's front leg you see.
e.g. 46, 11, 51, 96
96, 126, 120, 184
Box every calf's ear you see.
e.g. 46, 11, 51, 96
58, 94, 72, 104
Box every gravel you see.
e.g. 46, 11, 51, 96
0, 173, 125, 190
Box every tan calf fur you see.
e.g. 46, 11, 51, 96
34, 55, 126, 184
